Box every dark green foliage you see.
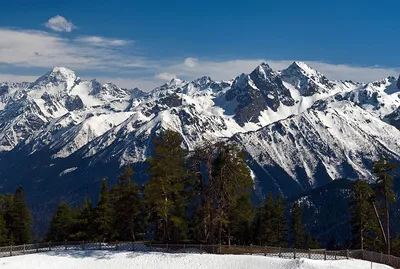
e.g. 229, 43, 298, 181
228, 194, 254, 245
291, 202, 304, 248
263, 193, 276, 246
71, 197, 94, 241
0, 214, 8, 245
1, 187, 32, 245
373, 158, 397, 254
94, 179, 114, 241
273, 194, 289, 247
349, 179, 380, 250
304, 231, 319, 249
144, 130, 191, 242
46, 202, 75, 241
110, 166, 140, 241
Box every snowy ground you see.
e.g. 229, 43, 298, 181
0, 250, 394, 269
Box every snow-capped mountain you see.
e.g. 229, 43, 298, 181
0, 62, 399, 221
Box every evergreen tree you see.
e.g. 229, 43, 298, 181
228, 194, 254, 246
0, 214, 8, 245
304, 231, 319, 249
94, 179, 114, 241
144, 130, 191, 242
263, 193, 276, 246
273, 193, 288, 247
373, 158, 397, 255
2, 187, 32, 245
349, 179, 379, 250
212, 142, 254, 245
291, 202, 304, 248
71, 197, 94, 241
110, 165, 140, 241
47, 202, 75, 241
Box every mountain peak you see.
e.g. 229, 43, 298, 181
286, 61, 318, 76
167, 78, 184, 88
33, 67, 77, 89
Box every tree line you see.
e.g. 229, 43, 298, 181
45, 130, 317, 248
0, 130, 398, 254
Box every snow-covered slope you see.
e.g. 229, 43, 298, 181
0, 62, 399, 205
0, 251, 393, 269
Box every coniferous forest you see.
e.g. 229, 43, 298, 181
0, 130, 399, 256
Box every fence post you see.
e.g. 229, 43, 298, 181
36, 243, 38, 253
10, 245, 12, 257
49, 241, 52, 251
116, 241, 119, 251
334, 251, 337, 260
82, 241, 85, 250
324, 249, 327, 260
149, 242, 152, 252
132, 241, 135, 251
294, 248, 296, 259
346, 249, 349, 259
264, 245, 267, 257
23, 244, 25, 255
278, 247, 281, 258
308, 249, 311, 259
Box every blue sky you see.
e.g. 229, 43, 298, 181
0, 0, 399, 90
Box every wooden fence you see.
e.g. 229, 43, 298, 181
0, 242, 399, 268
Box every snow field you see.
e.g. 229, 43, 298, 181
0, 250, 394, 269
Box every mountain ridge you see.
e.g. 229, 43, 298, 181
0, 61, 399, 218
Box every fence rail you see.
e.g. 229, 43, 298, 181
0, 242, 399, 268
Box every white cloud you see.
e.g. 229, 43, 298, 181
155, 72, 177, 80
184, 57, 198, 67
1, 25, 399, 92
163, 58, 400, 83
0, 28, 144, 70
0, 73, 39, 83
75, 36, 133, 47
45, 15, 77, 32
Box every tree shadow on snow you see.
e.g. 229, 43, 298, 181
42, 250, 116, 260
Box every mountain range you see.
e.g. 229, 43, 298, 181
0, 62, 399, 235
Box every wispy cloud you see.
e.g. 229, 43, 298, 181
45, 15, 77, 32
75, 36, 133, 47
163, 57, 400, 83
0, 26, 399, 91
155, 72, 177, 81
0, 28, 145, 70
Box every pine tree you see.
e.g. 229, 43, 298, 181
0, 214, 8, 245
304, 231, 319, 249
291, 202, 304, 248
263, 193, 275, 246
3, 187, 32, 245
71, 197, 94, 241
373, 158, 397, 254
349, 179, 379, 250
144, 130, 191, 242
110, 165, 140, 241
212, 142, 254, 245
47, 202, 75, 241
94, 179, 114, 241
273, 193, 288, 247
228, 194, 254, 246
